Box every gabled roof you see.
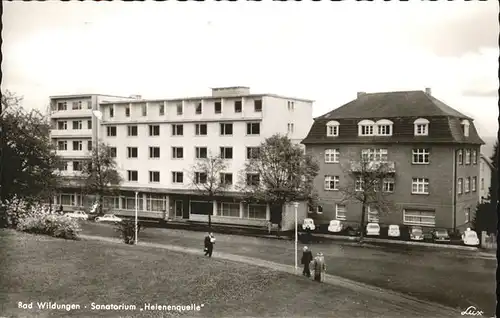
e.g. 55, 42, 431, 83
316, 90, 471, 120
480, 154, 494, 170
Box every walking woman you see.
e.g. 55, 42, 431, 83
312, 252, 326, 282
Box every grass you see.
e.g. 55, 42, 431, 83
0, 229, 417, 318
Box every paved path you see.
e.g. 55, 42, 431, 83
80, 234, 460, 317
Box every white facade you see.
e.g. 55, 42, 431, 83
479, 154, 493, 202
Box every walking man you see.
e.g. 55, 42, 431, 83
301, 246, 313, 277
312, 252, 326, 282
204, 232, 216, 257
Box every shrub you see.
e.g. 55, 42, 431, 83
116, 219, 145, 244
16, 213, 81, 240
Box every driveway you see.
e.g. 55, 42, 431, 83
81, 222, 496, 316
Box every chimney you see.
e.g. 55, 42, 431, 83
129, 94, 142, 100
425, 88, 432, 96
357, 92, 366, 99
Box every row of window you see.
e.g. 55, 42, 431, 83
106, 122, 261, 137
56, 101, 92, 111
108, 99, 263, 118
457, 177, 478, 194
457, 149, 478, 165
324, 176, 429, 194
57, 120, 92, 130
121, 146, 260, 160
57, 140, 92, 151
125, 170, 260, 186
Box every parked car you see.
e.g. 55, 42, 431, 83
302, 218, 316, 231
95, 214, 122, 223
432, 228, 450, 243
387, 225, 400, 238
327, 220, 343, 233
366, 223, 380, 236
64, 210, 89, 220
409, 226, 424, 241
462, 228, 480, 246
344, 226, 361, 237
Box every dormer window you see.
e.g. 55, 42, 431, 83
414, 118, 429, 136
358, 120, 375, 136
326, 121, 339, 137
375, 119, 393, 136
461, 119, 470, 137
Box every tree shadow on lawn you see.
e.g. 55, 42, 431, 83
1, 230, 416, 318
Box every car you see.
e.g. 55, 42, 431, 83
95, 214, 122, 223
432, 228, 450, 243
409, 226, 424, 241
64, 210, 89, 220
302, 218, 316, 231
387, 225, 401, 238
462, 228, 480, 246
366, 223, 380, 236
327, 220, 343, 233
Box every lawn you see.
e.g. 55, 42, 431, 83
0, 230, 417, 318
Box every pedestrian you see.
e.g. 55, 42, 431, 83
204, 232, 215, 257
301, 246, 313, 277
59, 204, 64, 214
312, 252, 326, 282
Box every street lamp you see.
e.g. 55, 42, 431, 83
134, 191, 139, 244
293, 201, 299, 272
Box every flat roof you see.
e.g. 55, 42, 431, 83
49, 94, 135, 99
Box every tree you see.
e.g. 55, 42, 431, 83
238, 134, 319, 233
0, 91, 60, 207
81, 142, 122, 215
187, 152, 229, 229
339, 153, 396, 242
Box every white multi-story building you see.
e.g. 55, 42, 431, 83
51, 87, 314, 229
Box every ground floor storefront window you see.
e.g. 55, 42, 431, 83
121, 196, 143, 211
243, 204, 267, 220
403, 209, 436, 227
146, 194, 166, 212
217, 202, 240, 217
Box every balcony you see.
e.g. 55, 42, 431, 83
50, 129, 92, 138
50, 109, 93, 119
349, 161, 396, 173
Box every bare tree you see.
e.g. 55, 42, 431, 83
187, 152, 229, 229
339, 153, 396, 241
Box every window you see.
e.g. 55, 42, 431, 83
244, 204, 267, 219
214, 101, 222, 114
336, 204, 346, 221
461, 119, 470, 137
220, 173, 233, 186
57, 102, 67, 111
472, 176, 477, 192
457, 178, 463, 194
412, 178, 429, 194
375, 119, 393, 136
149, 125, 160, 136
72, 120, 82, 130
217, 202, 240, 217
121, 196, 143, 211
57, 141, 67, 151
412, 149, 430, 164
73, 161, 82, 171
326, 121, 339, 137
367, 206, 379, 223
358, 120, 375, 136
172, 147, 184, 159
287, 123, 294, 133
324, 149, 339, 163
246, 173, 260, 186
159, 103, 165, 116
141, 104, 147, 116
172, 124, 184, 136
149, 146, 160, 158
254, 99, 262, 112
246, 122, 260, 135
246, 147, 260, 160
383, 178, 395, 192
465, 207, 471, 222
149, 171, 160, 183
472, 150, 477, 164
109, 147, 117, 158
146, 194, 166, 212
414, 118, 429, 136
464, 177, 470, 193
127, 125, 138, 136
87, 101, 92, 109
125, 106, 130, 117
457, 150, 463, 165
172, 171, 183, 184
57, 121, 67, 130
403, 210, 435, 227
220, 147, 233, 159
287, 101, 295, 111
87, 120, 92, 129
127, 170, 138, 182
87, 140, 92, 151
220, 123, 233, 135
465, 149, 471, 165
195, 147, 207, 159
355, 177, 364, 191
195, 102, 202, 114
176, 103, 183, 115
481, 178, 484, 190
60, 161, 68, 171
194, 172, 207, 184
107, 126, 117, 137
234, 100, 242, 113
324, 175, 339, 191
127, 147, 138, 158
72, 141, 82, 151
72, 101, 82, 110
195, 124, 207, 136
361, 149, 388, 161
109, 106, 114, 118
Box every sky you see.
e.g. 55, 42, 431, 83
2, 1, 499, 137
